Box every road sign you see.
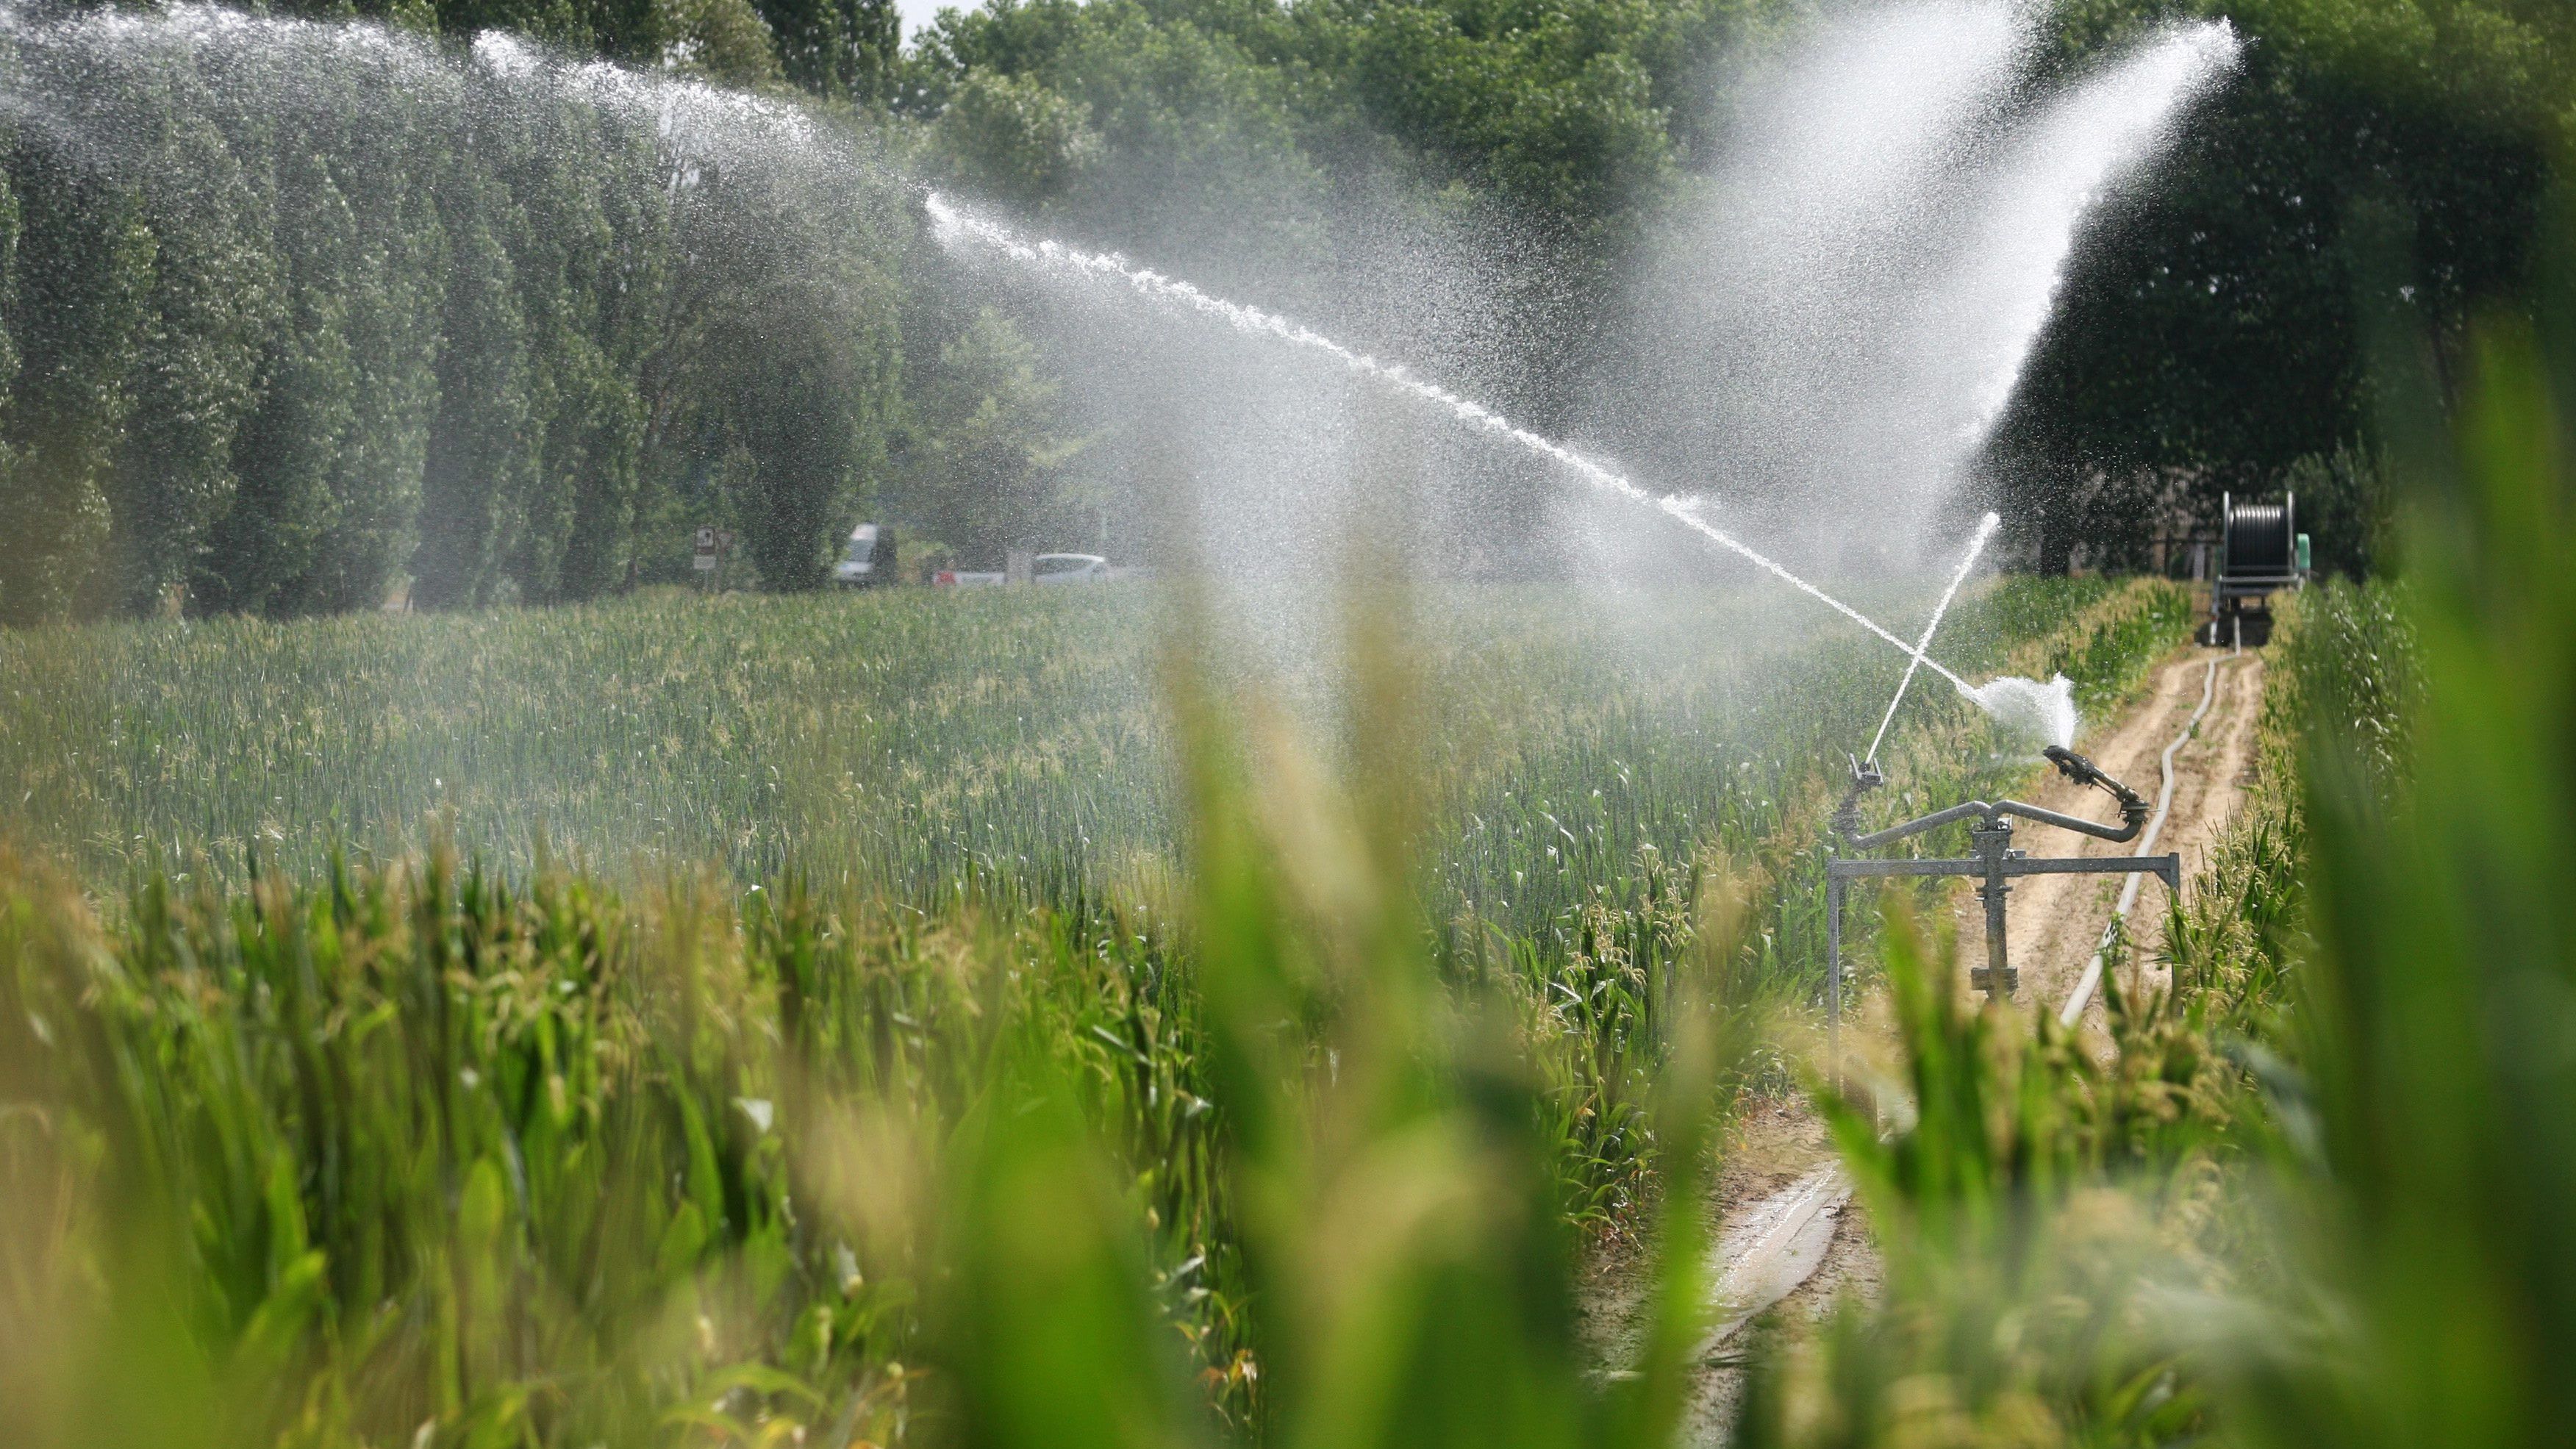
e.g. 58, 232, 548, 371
694, 526, 718, 572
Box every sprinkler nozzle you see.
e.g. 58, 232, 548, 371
2044, 745, 2148, 817
1831, 755, 1886, 840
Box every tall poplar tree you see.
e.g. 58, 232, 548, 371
210, 147, 358, 615
285, 105, 449, 615
109, 71, 279, 615
0, 150, 152, 626
754, 0, 898, 101
412, 161, 536, 609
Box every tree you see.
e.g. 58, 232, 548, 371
1339, 0, 1686, 233
209, 148, 358, 616
895, 307, 1088, 564
485, 99, 636, 604
751, 0, 898, 100
282, 100, 449, 615
1989, 0, 2556, 569
551, 137, 668, 601
701, 248, 903, 590
915, 0, 1334, 294
934, 70, 1102, 209
658, 0, 787, 86
413, 162, 537, 609
0, 149, 152, 626
107, 68, 279, 615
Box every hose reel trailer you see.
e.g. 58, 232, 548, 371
2198, 492, 2306, 646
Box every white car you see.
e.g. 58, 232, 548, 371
1032, 553, 1111, 584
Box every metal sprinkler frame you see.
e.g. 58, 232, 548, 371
1821, 747, 2180, 1051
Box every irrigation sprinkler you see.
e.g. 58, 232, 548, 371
1821, 748, 2180, 1061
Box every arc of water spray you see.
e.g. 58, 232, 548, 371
1865, 510, 2000, 765
925, 192, 1971, 691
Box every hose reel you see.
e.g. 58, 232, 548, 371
2199, 492, 2306, 646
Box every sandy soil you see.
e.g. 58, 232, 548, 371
1581, 645, 2269, 1445
1951, 647, 2266, 1021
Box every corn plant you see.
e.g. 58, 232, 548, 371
0, 565, 2192, 1448
1734, 218, 2576, 1449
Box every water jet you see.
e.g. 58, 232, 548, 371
928, 193, 2000, 695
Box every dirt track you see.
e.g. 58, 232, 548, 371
1958, 647, 2266, 1020
1576, 1098, 1871, 1445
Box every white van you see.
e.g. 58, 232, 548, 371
832, 524, 896, 587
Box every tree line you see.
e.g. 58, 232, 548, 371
0, 0, 919, 625
1997, 0, 2569, 574
902, 0, 2569, 579
0, 0, 2564, 627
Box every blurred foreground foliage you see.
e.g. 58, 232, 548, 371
1733, 209, 2576, 1448
0, 597, 1775, 1449
0, 570, 2194, 1444
28, 248, 2576, 1449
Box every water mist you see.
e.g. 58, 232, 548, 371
929, 193, 1996, 684
1584, 3, 2240, 568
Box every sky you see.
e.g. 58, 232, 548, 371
898, 0, 967, 42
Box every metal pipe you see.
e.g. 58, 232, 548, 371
1825, 747, 2161, 1004
1825, 874, 1845, 1090
1841, 800, 1991, 850
1833, 854, 2181, 879
1971, 820, 2014, 996
1840, 796, 2144, 851
1996, 798, 2148, 842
